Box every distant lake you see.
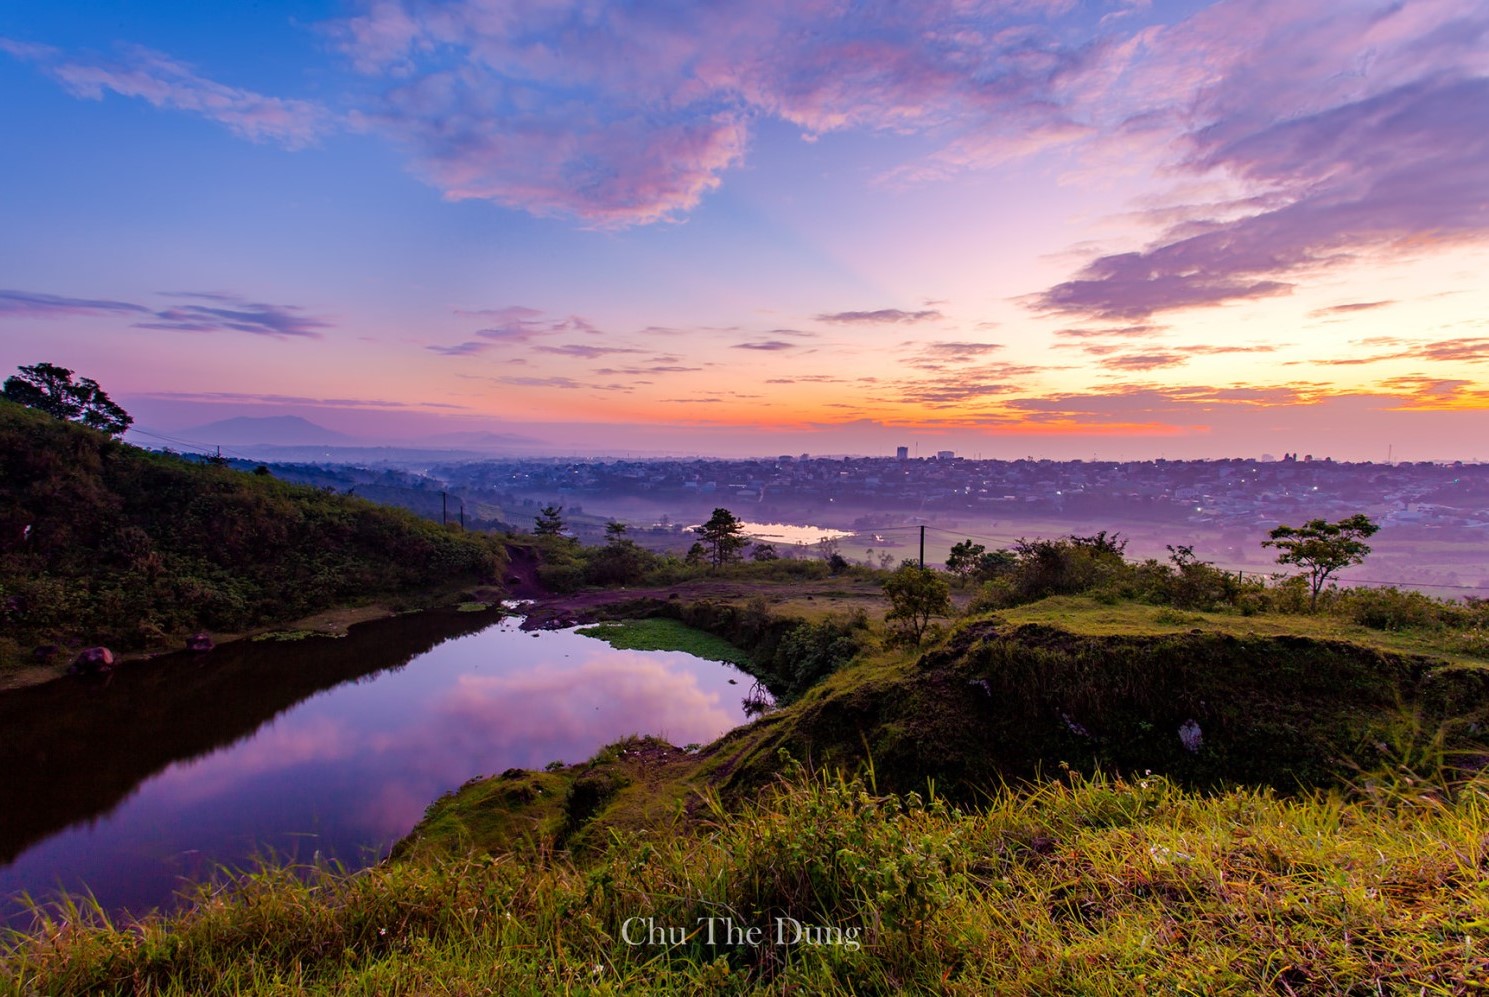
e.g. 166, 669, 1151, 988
734, 521, 854, 546
0, 612, 754, 927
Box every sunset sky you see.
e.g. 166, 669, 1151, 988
2, 0, 1486, 459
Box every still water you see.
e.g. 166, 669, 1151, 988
0, 609, 753, 926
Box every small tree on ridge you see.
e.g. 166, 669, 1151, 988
1263, 513, 1380, 610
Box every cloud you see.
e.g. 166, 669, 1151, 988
0, 289, 149, 318
427, 306, 605, 355
133, 293, 330, 337
1310, 301, 1395, 317
593, 365, 702, 376
816, 308, 944, 325
534, 344, 644, 359
139, 390, 465, 411
497, 375, 631, 392
1053, 324, 1164, 339
0, 288, 328, 338
731, 340, 799, 351
1102, 352, 1187, 371
1031, 1, 1489, 320
6, 41, 329, 148
324, 1, 1113, 226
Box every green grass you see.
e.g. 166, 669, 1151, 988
577, 618, 753, 667
8, 765, 1489, 995
248, 629, 347, 642
997, 595, 1489, 667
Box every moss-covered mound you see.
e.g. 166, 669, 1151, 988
706, 619, 1488, 798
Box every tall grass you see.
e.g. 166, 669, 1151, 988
7, 762, 1488, 995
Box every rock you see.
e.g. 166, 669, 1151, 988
186, 632, 214, 653
72, 646, 115, 674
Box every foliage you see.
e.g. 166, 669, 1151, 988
694, 507, 748, 568
2, 362, 132, 437
576, 619, 752, 667
532, 504, 565, 537
881, 564, 951, 646
9, 760, 1489, 996
1263, 513, 1381, 610
0, 401, 504, 666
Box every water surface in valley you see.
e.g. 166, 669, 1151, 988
0, 610, 753, 926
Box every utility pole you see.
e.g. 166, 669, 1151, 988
919, 525, 925, 569
459, 499, 465, 530
441, 490, 447, 526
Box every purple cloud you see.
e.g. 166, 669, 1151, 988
0, 289, 149, 318
732, 340, 799, 351
326, 2, 1110, 226
7, 42, 329, 148
134, 294, 330, 338
427, 307, 606, 355
0, 288, 328, 338
1032, 1, 1489, 320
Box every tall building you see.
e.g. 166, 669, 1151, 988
896, 446, 909, 460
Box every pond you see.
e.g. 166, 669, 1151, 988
0, 609, 755, 927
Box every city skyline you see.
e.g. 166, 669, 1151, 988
2, 0, 1487, 460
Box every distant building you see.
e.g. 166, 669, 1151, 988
896, 446, 909, 460
936, 450, 955, 460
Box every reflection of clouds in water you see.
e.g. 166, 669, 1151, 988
354, 780, 436, 839
153, 715, 357, 806
131, 645, 742, 849
431, 653, 737, 767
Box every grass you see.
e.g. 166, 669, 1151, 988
7, 591, 1489, 993
577, 618, 754, 667
997, 595, 1489, 668
7, 764, 1489, 995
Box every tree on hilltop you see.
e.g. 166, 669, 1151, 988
3, 362, 133, 437
534, 505, 565, 536
694, 507, 748, 568
1263, 513, 1380, 610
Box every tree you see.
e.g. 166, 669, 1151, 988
604, 520, 628, 542
534, 505, 565, 536
882, 563, 952, 646
694, 507, 748, 568
1263, 513, 1380, 610
946, 539, 987, 583
3, 362, 132, 436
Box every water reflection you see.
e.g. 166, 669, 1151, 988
0, 613, 751, 925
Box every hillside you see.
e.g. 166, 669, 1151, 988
8, 598, 1489, 994
0, 400, 506, 679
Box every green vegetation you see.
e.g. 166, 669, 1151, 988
0, 399, 506, 673
881, 563, 952, 645
577, 618, 753, 667
694, 507, 749, 568
2, 362, 132, 437
1265, 513, 1382, 609
8, 758, 1488, 995
5, 483, 1489, 992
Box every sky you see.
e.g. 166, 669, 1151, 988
1, 0, 1487, 460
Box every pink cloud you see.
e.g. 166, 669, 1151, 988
328, 1, 1113, 225
1032, 0, 1489, 319
15, 43, 331, 148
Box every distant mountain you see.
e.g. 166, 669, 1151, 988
176, 415, 359, 446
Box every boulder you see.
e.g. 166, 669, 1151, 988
186, 632, 215, 653
72, 646, 115, 674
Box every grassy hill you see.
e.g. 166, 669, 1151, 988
8, 596, 1488, 993
0, 400, 506, 678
